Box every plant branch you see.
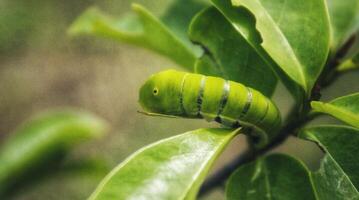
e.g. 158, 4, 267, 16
318, 34, 357, 87
198, 34, 357, 198
198, 148, 254, 195
198, 106, 314, 197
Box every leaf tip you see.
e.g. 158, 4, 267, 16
131, 3, 145, 13
67, 7, 101, 37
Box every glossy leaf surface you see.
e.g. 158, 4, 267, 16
189, 7, 277, 97
311, 93, 359, 128
225, 0, 330, 96
300, 126, 359, 199
226, 154, 315, 200
161, 0, 208, 49
89, 128, 239, 200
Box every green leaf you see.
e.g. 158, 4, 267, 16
226, 154, 315, 200
337, 53, 359, 72
89, 128, 239, 200
211, 0, 303, 100
327, 0, 359, 52
0, 110, 108, 194
68, 3, 199, 70
354, 52, 359, 64
161, 0, 208, 48
189, 7, 277, 97
338, 33, 359, 72
224, 0, 330, 96
7, 158, 110, 199
311, 93, 359, 128
300, 125, 359, 199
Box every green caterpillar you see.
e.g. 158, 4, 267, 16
139, 70, 281, 146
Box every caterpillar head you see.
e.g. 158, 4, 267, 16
139, 70, 183, 115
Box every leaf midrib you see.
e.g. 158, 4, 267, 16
231, 0, 308, 91
312, 102, 359, 128
306, 132, 359, 198
88, 130, 237, 200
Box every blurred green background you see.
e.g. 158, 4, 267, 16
0, 0, 358, 199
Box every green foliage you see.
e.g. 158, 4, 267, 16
188, 6, 277, 97
68, 2, 204, 70
88, 128, 239, 200
0, 110, 108, 195
161, 0, 208, 49
327, 0, 359, 52
226, 154, 315, 200
301, 126, 359, 199
311, 93, 359, 128
52, 0, 359, 199
230, 0, 330, 98
226, 126, 359, 200
211, 0, 302, 100
337, 56, 359, 72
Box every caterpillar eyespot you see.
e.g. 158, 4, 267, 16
153, 87, 159, 95
139, 70, 281, 147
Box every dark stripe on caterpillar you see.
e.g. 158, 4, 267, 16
139, 70, 282, 147
214, 80, 230, 124
217, 80, 230, 117
238, 87, 253, 119
256, 98, 269, 125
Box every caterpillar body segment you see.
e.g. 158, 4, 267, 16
139, 70, 281, 146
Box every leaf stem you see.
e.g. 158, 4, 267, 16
317, 34, 357, 87
198, 105, 314, 197
198, 31, 357, 199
